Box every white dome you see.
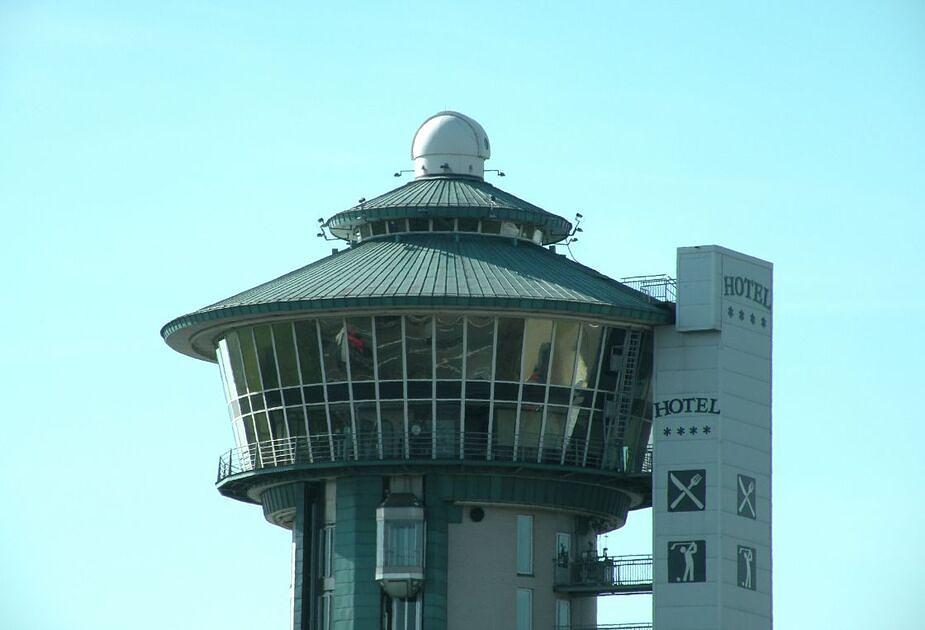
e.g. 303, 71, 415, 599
410, 111, 490, 179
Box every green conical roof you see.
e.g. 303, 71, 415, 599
325, 176, 573, 244
162, 233, 672, 360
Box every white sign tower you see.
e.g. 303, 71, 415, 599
652, 245, 773, 629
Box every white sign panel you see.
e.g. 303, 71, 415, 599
653, 245, 772, 630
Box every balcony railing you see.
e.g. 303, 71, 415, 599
559, 625, 652, 630
217, 431, 653, 483
619, 274, 676, 303
554, 554, 653, 596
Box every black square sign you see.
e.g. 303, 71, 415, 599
737, 474, 756, 519
737, 545, 756, 590
667, 469, 706, 512
668, 540, 706, 583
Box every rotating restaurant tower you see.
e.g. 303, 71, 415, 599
162, 112, 678, 630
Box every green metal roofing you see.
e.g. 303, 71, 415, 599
162, 234, 673, 360
325, 176, 573, 243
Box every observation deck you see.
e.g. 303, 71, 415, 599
216, 431, 653, 502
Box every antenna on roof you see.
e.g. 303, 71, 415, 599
564, 212, 584, 262
394, 170, 413, 178
484, 169, 506, 177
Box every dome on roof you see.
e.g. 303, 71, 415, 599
411, 111, 490, 179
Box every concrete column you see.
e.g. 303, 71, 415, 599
333, 476, 383, 630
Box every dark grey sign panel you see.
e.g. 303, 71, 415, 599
668, 540, 706, 583
737, 474, 756, 519
737, 545, 756, 590
667, 469, 706, 512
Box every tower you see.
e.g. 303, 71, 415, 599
161, 112, 771, 629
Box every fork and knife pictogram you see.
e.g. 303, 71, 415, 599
669, 472, 704, 510
738, 476, 756, 517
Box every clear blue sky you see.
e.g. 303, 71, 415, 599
1, 2, 922, 628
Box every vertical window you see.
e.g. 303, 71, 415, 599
574, 323, 603, 389
253, 325, 280, 389
294, 320, 323, 385
318, 318, 347, 382
238, 329, 263, 393
495, 318, 524, 381
345, 317, 375, 381
516, 588, 532, 630
521, 319, 553, 383
550, 321, 580, 385
223, 332, 249, 397
555, 599, 570, 630
516, 515, 533, 575
271, 323, 301, 387
375, 316, 404, 380
404, 315, 433, 380
435, 316, 464, 378
465, 317, 494, 380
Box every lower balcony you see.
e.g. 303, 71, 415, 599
217, 431, 653, 482
554, 554, 653, 596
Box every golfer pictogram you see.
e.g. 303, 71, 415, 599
737, 474, 756, 519
668, 539, 705, 583
737, 545, 756, 590
667, 469, 706, 512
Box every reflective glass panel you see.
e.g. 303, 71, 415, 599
495, 318, 524, 381
435, 316, 463, 379
434, 401, 460, 458
408, 401, 432, 458
519, 405, 543, 461
433, 217, 454, 231
238, 330, 263, 393
550, 320, 580, 386
345, 317, 375, 381
224, 332, 249, 397
354, 402, 378, 457
376, 316, 404, 380
481, 220, 501, 234
492, 402, 517, 461
240, 415, 256, 445
253, 326, 280, 389
465, 317, 494, 380
564, 408, 590, 466
543, 406, 568, 463
319, 318, 347, 382
272, 323, 300, 387
379, 402, 405, 457
306, 404, 329, 437
216, 339, 236, 402
405, 315, 433, 380
521, 319, 553, 383
597, 327, 627, 392
269, 408, 288, 441
574, 323, 603, 389
464, 402, 490, 458
294, 320, 323, 385
287, 405, 307, 438
408, 218, 429, 232
386, 219, 407, 233
254, 411, 271, 443
457, 218, 478, 232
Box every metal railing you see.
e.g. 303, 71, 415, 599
217, 431, 653, 482
560, 625, 652, 630
554, 554, 653, 596
620, 274, 676, 303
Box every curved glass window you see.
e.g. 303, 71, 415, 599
216, 314, 653, 473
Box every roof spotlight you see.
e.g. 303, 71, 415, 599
317, 218, 324, 223
576, 227, 583, 233
575, 212, 583, 219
